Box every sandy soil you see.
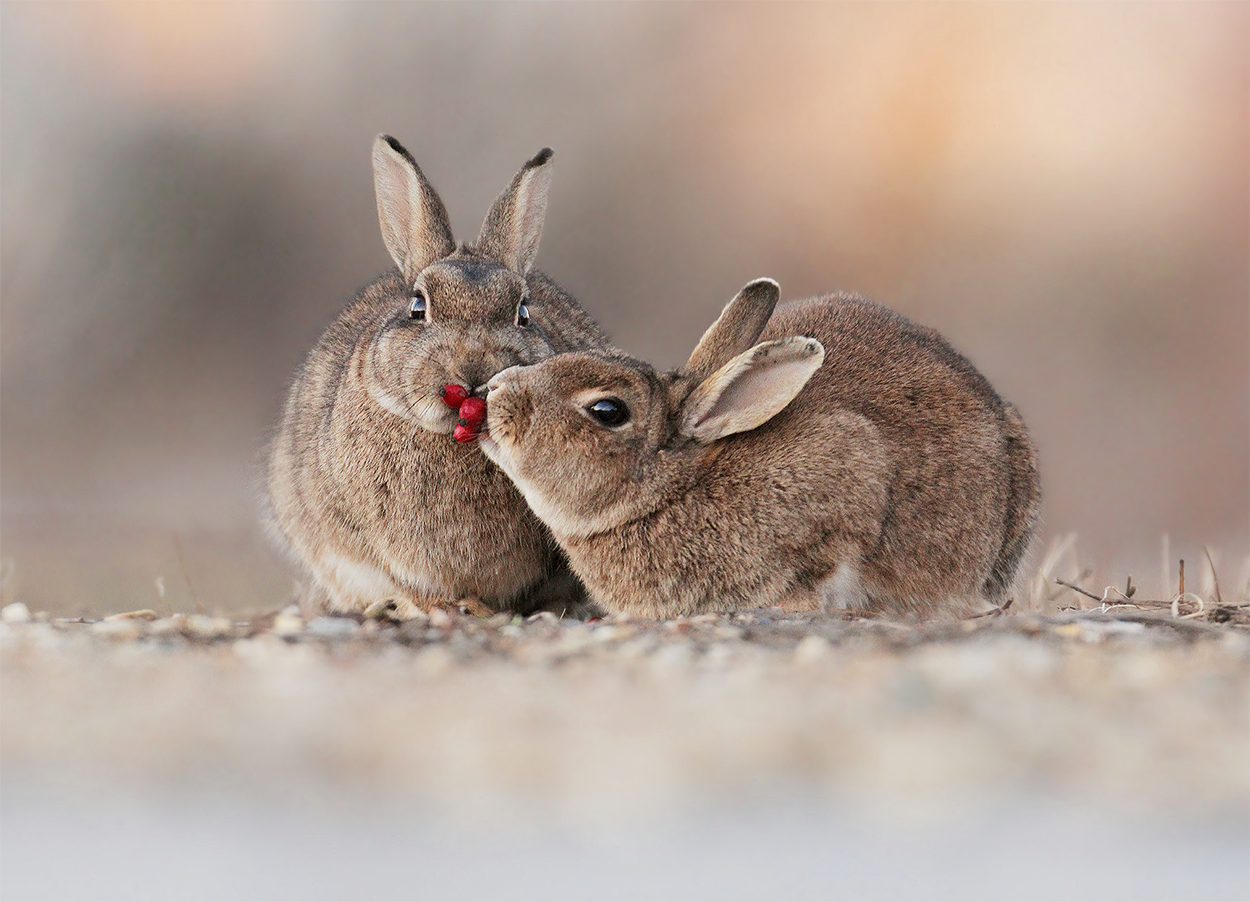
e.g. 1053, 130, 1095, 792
4, 603, 1247, 813
2, 602, 1246, 899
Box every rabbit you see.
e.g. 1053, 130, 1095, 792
479, 278, 1041, 620
265, 135, 612, 620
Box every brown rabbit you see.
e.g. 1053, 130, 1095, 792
266, 136, 612, 619
480, 279, 1041, 619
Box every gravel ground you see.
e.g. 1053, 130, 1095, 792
2, 602, 1247, 900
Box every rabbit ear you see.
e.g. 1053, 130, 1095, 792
372, 135, 455, 280
680, 336, 824, 444
683, 279, 781, 382
475, 148, 553, 274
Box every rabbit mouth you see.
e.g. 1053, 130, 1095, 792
368, 381, 460, 434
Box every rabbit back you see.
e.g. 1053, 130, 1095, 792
760, 293, 1040, 611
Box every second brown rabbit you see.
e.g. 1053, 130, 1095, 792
480, 279, 1040, 619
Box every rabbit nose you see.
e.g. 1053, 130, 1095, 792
457, 362, 492, 394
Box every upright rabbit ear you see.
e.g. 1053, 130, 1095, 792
683, 279, 781, 382
680, 336, 824, 444
475, 148, 553, 274
372, 135, 455, 280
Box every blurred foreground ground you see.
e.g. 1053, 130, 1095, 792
3, 603, 1246, 900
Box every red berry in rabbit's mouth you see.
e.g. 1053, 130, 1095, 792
458, 396, 486, 428
442, 384, 469, 409
453, 396, 487, 443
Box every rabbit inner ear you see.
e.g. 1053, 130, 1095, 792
681, 337, 824, 444
475, 148, 553, 275
683, 278, 781, 382
372, 135, 455, 280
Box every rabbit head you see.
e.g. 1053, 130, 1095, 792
482, 279, 823, 538
365, 136, 567, 434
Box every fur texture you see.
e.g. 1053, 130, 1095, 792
481, 280, 1041, 620
266, 136, 611, 618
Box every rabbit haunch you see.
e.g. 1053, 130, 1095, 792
265, 136, 612, 620
481, 279, 1041, 620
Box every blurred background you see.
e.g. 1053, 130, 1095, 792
2, 1, 1247, 615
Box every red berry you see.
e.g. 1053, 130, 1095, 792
458, 396, 487, 428
453, 424, 477, 443
442, 384, 469, 409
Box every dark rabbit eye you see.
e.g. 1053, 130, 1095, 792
409, 290, 427, 321
516, 303, 530, 327
587, 397, 629, 427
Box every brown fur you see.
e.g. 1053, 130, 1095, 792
481, 280, 1041, 620
266, 137, 611, 618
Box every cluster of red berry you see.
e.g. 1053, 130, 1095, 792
442, 384, 486, 443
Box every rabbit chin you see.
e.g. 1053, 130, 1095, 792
479, 435, 613, 540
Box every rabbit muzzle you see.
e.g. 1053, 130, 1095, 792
480, 366, 531, 457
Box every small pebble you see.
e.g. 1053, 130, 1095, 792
414, 645, 454, 676
184, 615, 233, 639
1, 602, 31, 623
271, 614, 306, 637
90, 619, 145, 640
593, 624, 635, 642
306, 617, 358, 638
793, 635, 832, 665
1053, 620, 1146, 644
104, 609, 160, 622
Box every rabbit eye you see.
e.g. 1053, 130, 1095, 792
409, 290, 427, 321
587, 398, 629, 427
516, 303, 530, 327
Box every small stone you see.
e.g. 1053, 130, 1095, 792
1053, 620, 1146, 644
104, 609, 160, 622
793, 634, 832, 664
90, 619, 145, 640
593, 624, 635, 642
1, 602, 31, 623
271, 614, 306, 637
148, 615, 185, 636
649, 641, 694, 671
305, 616, 358, 638
183, 614, 233, 639
414, 645, 454, 676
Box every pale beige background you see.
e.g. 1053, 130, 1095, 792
2, 2, 1246, 615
